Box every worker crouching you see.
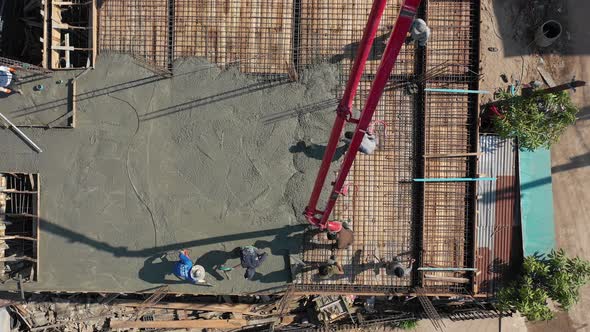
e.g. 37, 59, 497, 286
409, 19, 431, 47
386, 257, 415, 278
238, 246, 268, 280
318, 255, 344, 279
174, 250, 207, 284
342, 131, 378, 155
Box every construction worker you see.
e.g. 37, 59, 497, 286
326, 220, 354, 250
0, 66, 23, 95
342, 131, 378, 155
409, 19, 431, 47
318, 255, 344, 279
386, 257, 415, 278
174, 250, 207, 284
239, 246, 268, 280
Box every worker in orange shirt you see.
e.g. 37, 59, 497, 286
0, 66, 23, 95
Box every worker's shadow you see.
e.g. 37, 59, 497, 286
245, 225, 314, 283
253, 224, 317, 256
329, 32, 390, 64
138, 253, 191, 285
289, 141, 348, 161
195, 249, 240, 281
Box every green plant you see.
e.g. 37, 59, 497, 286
396, 319, 418, 330
497, 249, 590, 321
491, 90, 578, 151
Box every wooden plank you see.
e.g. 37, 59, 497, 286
51, 4, 62, 68
423, 152, 481, 158
281, 315, 297, 325
114, 301, 258, 314
70, 79, 77, 127
91, 0, 97, 67
42, 0, 48, 68
0, 255, 37, 263
35, 174, 40, 282
110, 319, 248, 329
423, 274, 469, 284
537, 66, 556, 87
0, 236, 37, 241
52, 22, 90, 30
65, 33, 71, 68
51, 46, 93, 51
0, 190, 38, 194
53, 1, 93, 5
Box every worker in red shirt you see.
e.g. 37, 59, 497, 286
0, 66, 23, 95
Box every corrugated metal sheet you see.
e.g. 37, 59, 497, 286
475, 135, 517, 295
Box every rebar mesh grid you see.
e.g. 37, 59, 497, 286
296, 83, 417, 291
423, 83, 474, 179
297, 0, 415, 77
98, 0, 417, 79
425, 0, 477, 82
0, 57, 52, 74
99, 0, 294, 79
174, 0, 294, 78
421, 81, 476, 289
99, 0, 170, 71
421, 181, 473, 290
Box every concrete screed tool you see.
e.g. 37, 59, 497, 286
216, 263, 241, 280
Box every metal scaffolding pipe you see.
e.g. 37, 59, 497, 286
304, 0, 390, 227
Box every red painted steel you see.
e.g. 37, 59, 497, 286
304, 0, 390, 226
305, 0, 422, 228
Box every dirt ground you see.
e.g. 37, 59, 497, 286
480, 0, 590, 330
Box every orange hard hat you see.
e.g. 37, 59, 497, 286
326, 221, 343, 233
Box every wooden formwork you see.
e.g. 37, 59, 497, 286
174, 0, 294, 75
0, 173, 40, 282
43, 0, 97, 69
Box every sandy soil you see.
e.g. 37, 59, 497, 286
0, 54, 343, 294
480, 0, 590, 330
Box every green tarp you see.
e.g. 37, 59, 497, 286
519, 147, 556, 257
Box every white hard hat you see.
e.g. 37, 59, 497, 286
190, 265, 206, 282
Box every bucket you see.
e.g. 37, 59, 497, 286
535, 20, 562, 47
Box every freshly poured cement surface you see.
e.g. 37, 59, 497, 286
0, 55, 342, 294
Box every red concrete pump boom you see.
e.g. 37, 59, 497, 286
304, 0, 422, 229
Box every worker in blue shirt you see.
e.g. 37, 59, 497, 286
174, 250, 206, 284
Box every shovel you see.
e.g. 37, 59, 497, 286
216, 263, 241, 280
